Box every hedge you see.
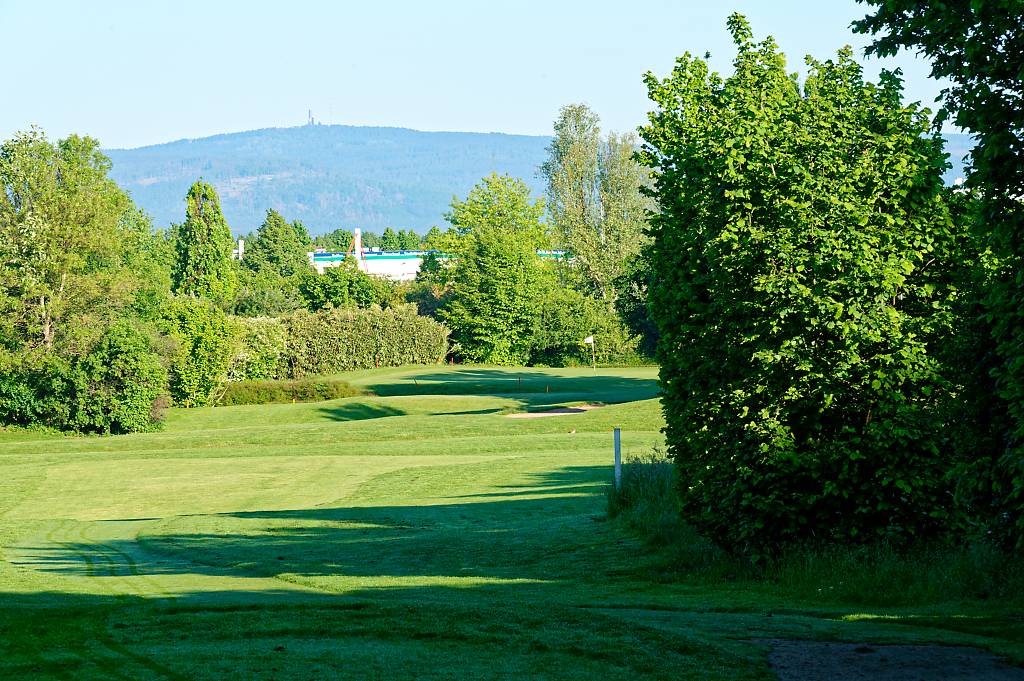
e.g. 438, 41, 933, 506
219, 377, 362, 406
228, 316, 287, 382
285, 304, 449, 377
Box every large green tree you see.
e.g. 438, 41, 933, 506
641, 16, 961, 554
0, 128, 169, 432
854, 0, 1024, 549
172, 181, 236, 303
244, 208, 311, 278
380, 227, 401, 251
541, 104, 653, 305
441, 174, 550, 365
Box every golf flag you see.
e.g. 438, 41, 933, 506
583, 336, 594, 344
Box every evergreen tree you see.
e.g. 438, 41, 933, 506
172, 181, 236, 303
380, 227, 401, 251
398, 229, 421, 250
244, 209, 310, 277
423, 226, 444, 250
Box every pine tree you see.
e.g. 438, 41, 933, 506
380, 227, 400, 251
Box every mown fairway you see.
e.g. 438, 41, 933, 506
0, 366, 1020, 680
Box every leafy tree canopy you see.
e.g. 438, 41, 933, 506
244, 208, 311, 278
441, 174, 551, 365
641, 14, 959, 554
854, 0, 1024, 550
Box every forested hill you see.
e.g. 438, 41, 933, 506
106, 125, 972, 235
105, 124, 552, 235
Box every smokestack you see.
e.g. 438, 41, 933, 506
353, 228, 363, 271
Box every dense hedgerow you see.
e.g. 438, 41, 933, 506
228, 316, 288, 382
285, 304, 449, 377
219, 377, 362, 406
641, 16, 963, 556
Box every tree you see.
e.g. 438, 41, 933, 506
0, 128, 170, 433
312, 228, 355, 251
542, 104, 653, 304
229, 267, 304, 317
380, 227, 401, 251
244, 209, 311, 277
298, 261, 379, 311
172, 181, 236, 303
398, 229, 421, 250
160, 297, 235, 407
361, 231, 381, 248
291, 219, 312, 247
854, 0, 1024, 549
0, 129, 132, 352
640, 15, 960, 554
441, 174, 551, 365
422, 226, 444, 250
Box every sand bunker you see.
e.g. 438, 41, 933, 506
505, 404, 604, 419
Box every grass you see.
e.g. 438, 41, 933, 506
0, 365, 1020, 679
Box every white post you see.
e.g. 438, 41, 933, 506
613, 427, 622, 490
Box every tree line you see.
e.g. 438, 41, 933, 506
0, 105, 656, 434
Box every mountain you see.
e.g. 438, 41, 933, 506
105, 124, 552, 235
106, 125, 973, 235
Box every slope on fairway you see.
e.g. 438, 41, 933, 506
0, 366, 1019, 680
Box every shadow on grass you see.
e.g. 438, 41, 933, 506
316, 403, 407, 421
17, 466, 616, 585
362, 368, 658, 402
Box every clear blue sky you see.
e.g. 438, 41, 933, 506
0, 0, 946, 149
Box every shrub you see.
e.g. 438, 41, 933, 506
71, 321, 168, 433
531, 287, 639, 367
298, 262, 395, 311
641, 17, 962, 556
285, 304, 449, 377
228, 316, 287, 382
0, 323, 167, 434
161, 297, 236, 407
0, 355, 75, 430
219, 377, 362, 406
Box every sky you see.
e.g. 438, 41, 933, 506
0, 0, 947, 150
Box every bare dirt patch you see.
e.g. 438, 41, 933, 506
761, 639, 1024, 681
505, 404, 604, 419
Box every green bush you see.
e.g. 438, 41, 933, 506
641, 18, 962, 556
228, 316, 287, 382
285, 304, 449, 377
530, 287, 639, 367
71, 321, 167, 433
298, 262, 395, 311
0, 355, 76, 430
161, 297, 236, 407
0, 324, 166, 434
219, 377, 362, 406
